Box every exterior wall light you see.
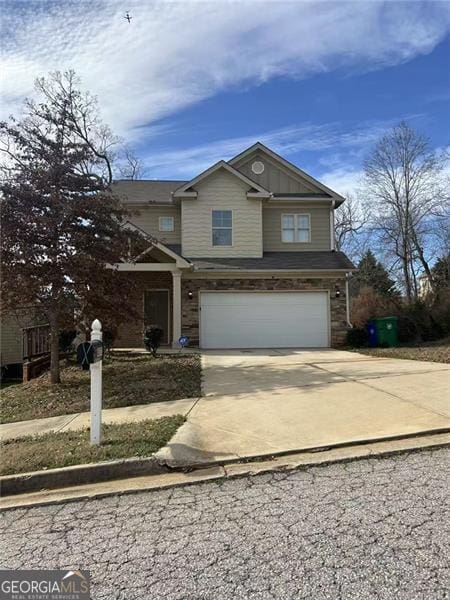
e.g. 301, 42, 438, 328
335, 289, 341, 298
187, 291, 194, 300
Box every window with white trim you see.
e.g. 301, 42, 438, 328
212, 210, 232, 246
159, 216, 174, 232
282, 214, 310, 243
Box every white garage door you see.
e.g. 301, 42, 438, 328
200, 291, 329, 349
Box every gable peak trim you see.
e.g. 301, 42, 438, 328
228, 141, 345, 205
172, 160, 271, 197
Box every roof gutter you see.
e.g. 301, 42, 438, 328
345, 272, 353, 328
330, 199, 336, 251
191, 268, 357, 274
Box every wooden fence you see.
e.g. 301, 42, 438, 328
22, 325, 51, 381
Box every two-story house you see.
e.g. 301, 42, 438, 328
113, 142, 355, 349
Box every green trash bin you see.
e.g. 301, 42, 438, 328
374, 317, 398, 347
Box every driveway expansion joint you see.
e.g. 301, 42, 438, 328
310, 361, 450, 420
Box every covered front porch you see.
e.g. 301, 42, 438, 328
113, 237, 191, 348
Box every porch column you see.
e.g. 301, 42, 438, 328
172, 271, 182, 347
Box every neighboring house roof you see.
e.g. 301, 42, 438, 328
228, 142, 345, 205
164, 248, 355, 271
112, 180, 186, 204
172, 161, 271, 198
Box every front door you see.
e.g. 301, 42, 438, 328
144, 290, 170, 345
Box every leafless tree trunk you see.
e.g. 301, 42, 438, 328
363, 121, 448, 301
48, 312, 61, 384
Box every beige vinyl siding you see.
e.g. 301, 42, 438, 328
128, 205, 181, 244
263, 206, 331, 251
1, 310, 44, 365
234, 152, 322, 194
181, 169, 263, 258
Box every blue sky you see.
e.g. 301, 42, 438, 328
2, 0, 450, 194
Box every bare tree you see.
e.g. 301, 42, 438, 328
334, 194, 369, 253
363, 122, 449, 300
117, 146, 146, 180
34, 70, 118, 184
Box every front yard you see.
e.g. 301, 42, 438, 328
1, 416, 184, 475
353, 336, 450, 364
1, 354, 202, 424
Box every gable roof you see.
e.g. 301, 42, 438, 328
172, 160, 271, 198
122, 221, 191, 268
228, 142, 345, 205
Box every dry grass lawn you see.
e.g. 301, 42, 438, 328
1, 354, 201, 424
1, 415, 184, 475
354, 336, 450, 364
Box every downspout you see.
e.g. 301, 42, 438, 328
345, 272, 353, 328
330, 200, 336, 251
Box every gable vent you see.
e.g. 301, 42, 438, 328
251, 160, 265, 175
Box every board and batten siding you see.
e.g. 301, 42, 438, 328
128, 205, 181, 245
263, 205, 331, 251
234, 153, 321, 195
181, 169, 263, 258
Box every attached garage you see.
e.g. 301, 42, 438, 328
200, 291, 330, 349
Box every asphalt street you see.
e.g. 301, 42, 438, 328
1, 447, 449, 599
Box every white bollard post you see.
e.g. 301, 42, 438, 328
90, 319, 103, 446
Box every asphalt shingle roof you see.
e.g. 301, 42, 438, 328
164, 248, 355, 271
112, 180, 186, 204
271, 193, 331, 199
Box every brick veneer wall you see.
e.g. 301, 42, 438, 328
181, 277, 348, 347
115, 272, 173, 347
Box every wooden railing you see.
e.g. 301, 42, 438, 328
22, 324, 51, 361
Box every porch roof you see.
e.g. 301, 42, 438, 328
165, 247, 356, 272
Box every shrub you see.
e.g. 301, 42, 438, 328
102, 330, 116, 358
351, 286, 396, 328
144, 327, 164, 357
346, 327, 369, 348
397, 315, 419, 343
401, 301, 443, 342
430, 285, 450, 335
59, 329, 77, 353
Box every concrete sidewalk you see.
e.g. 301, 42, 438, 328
0, 398, 198, 441
156, 349, 450, 466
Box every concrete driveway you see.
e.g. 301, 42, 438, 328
156, 349, 450, 466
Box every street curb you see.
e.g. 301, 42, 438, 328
0, 433, 450, 511
2, 428, 450, 497
155, 426, 450, 469
0, 456, 168, 496
1, 431, 449, 510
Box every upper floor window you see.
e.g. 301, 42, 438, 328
282, 214, 310, 243
159, 216, 174, 232
212, 210, 232, 246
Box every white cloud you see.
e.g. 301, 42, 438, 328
2, 0, 450, 138
139, 118, 394, 184
320, 167, 364, 198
